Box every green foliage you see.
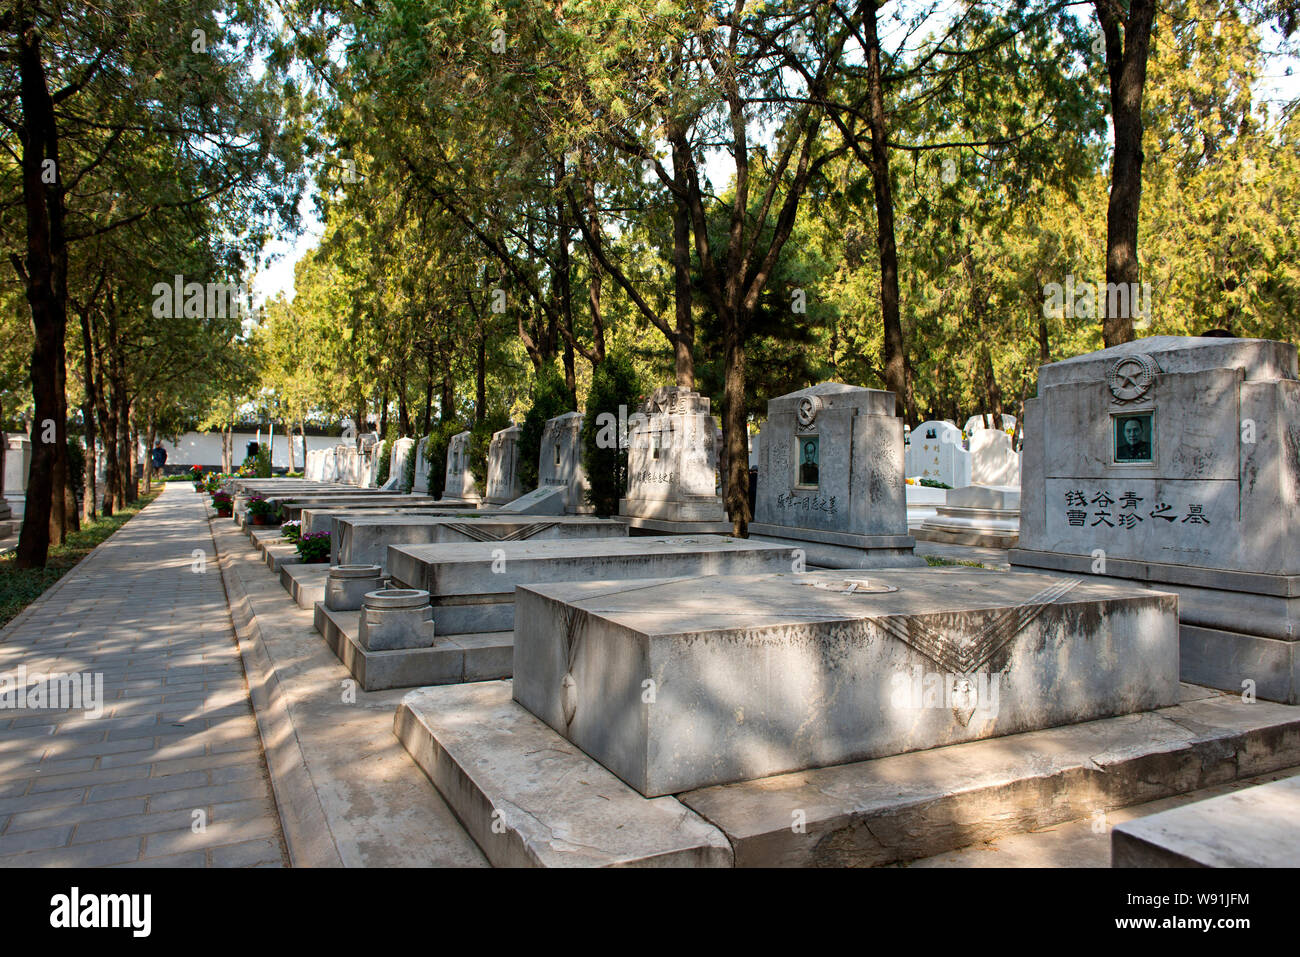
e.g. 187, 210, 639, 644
919, 478, 951, 490
374, 439, 391, 485
402, 440, 418, 492
256, 446, 272, 478
582, 352, 644, 517
518, 369, 576, 491
422, 422, 461, 497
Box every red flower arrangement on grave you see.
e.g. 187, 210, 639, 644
246, 493, 275, 525
211, 490, 233, 516
295, 531, 331, 563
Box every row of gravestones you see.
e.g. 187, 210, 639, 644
391, 414, 591, 512
607, 338, 1300, 702
304, 434, 382, 485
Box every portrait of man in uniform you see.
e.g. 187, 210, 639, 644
798, 436, 820, 486
1114, 413, 1153, 463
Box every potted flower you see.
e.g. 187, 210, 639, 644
191, 465, 205, 491
281, 520, 302, 545
211, 490, 233, 517
246, 493, 275, 526
295, 530, 331, 564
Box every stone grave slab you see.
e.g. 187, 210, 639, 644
281, 562, 332, 610
538, 411, 590, 513
484, 424, 523, 505
439, 431, 481, 504
333, 513, 628, 571
497, 486, 566, 515
298, 504, 484, 538
905, 483, 947, 529
387, 536, 798, 636
681, 688, 1300, 867
1010, 336, 1300, 702
512, 566, 1179, 796
394, 682, 732, 867
914, 484, 1020, 547
315, 604, 512, 691
750, 382, 923, 568
619, 386, 729, 533
395, 680, 1300, 867
1111, 772, 1300, 867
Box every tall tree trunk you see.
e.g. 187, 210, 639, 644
475, 325, 486, 424
143, 415, 156, 491
582, 170, 607, 367
440, 372, 455, 424
863, 6, 912, 419
1096, 0, 1156, 347
78, 306, 98, 522
722, 319, 749, 536
670, 148, 696, 389
398, 372, 410, 437
421, 348, 434, 435
13, 15, 69, 567
97, 357, 117, 516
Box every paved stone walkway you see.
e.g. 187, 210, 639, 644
0, 484, 286, 867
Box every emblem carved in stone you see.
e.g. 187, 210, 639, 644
796, 395, 821, 429
1107, 354, 1157, 403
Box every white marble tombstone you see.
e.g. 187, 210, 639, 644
538, 412, 589, 513
1009, 336, 1300, 703
390, 437, 416, 490
412, 434, 433, 493
337, 444, 361, 485
618, 386, 727, 530
970, 428, 1021, 486
484, 424, 523, 505
3, 434, 29, 520
440, 431, 481, 503
904, 419, 971, 488
750, 382, 922, 567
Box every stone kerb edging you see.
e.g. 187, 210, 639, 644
205, 507, 345, 868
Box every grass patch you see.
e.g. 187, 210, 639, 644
0, 491, 160, 627
924, 554, 990, 569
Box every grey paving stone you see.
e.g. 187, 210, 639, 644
6, 798, 147, 833
0, 836, 143, 868
72, 808, 201, 844
0, 487, 283, 867
0, 825, 71, 853
210, 837, 284, 868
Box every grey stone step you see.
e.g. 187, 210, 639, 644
315, 604, 510, 691
679, 687, 1300, 866
1111, 771, 1300, 867
395, 682, 732, 867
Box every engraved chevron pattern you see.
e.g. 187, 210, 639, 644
443, 521, 560, 542
875, 578, 1081, 675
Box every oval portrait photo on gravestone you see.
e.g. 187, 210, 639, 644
1112, 412, 1154, 464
